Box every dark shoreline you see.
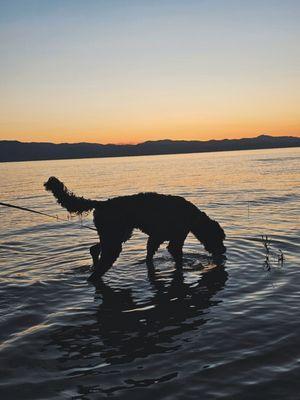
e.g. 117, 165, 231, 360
1, 134, 299, 163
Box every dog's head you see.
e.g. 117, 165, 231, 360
44, 176, 64, 192
201, 219, 226, 256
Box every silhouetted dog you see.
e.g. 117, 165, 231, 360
44, 177, 226, 281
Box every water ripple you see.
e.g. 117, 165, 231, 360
0, 148, 299, 399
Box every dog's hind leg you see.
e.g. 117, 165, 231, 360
90, 243, 101, 267
88, 239, 123, 281
167, 232, 188, 268
88, 225, 133, 281
146, 236, 164, 266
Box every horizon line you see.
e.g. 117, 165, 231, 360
1, 133, 300, 146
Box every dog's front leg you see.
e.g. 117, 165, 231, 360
146, 236, 164, 266
167, 232, 189, 268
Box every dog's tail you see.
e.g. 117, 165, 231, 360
44, 177, 100, 214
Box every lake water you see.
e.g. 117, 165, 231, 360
0, 147, 299, 399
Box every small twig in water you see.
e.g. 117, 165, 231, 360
261, 235, 271, 254
263, 254, 271, 271
261, 236, 285, 271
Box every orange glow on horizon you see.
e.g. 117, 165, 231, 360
1, 129, 299, 144
1, 85, 299, 144
1, 122, 299, 144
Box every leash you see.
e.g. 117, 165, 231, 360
0, 201, 97, 231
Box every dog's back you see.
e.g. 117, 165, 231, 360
93, 192, 198, 238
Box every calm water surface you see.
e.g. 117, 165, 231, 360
0, 148, 299, 399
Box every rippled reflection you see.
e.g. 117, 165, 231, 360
50, 264, 227, 372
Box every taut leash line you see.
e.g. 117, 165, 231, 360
0, 201, 97, 231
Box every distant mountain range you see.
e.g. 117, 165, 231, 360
0, 135, 299, 162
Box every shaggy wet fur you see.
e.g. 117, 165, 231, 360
44, 177, 226, 280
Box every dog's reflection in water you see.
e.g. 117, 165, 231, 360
95, 264, 227, 309
51, 262, 227, 369
88, 262, 228, 363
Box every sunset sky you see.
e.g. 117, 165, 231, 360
1, 0, 299, 144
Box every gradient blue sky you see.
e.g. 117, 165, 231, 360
1, 0, 299, 143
